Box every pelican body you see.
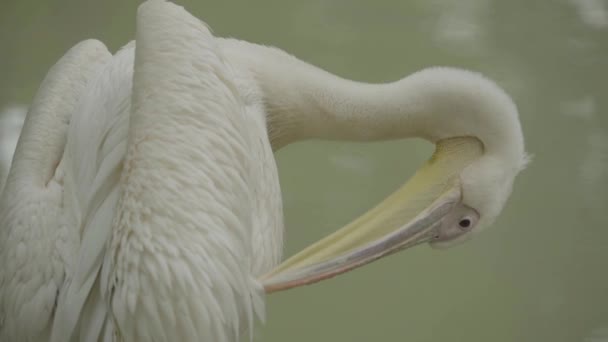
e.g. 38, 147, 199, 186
0, 0, 527, 341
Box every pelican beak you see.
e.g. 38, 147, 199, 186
259, 137, 484, 293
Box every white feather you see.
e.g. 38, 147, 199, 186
0, 39, 111, 342
2, 1, 281, 340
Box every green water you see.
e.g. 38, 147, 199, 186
1, 0, 607, 341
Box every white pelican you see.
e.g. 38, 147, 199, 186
0, 0, 528, 341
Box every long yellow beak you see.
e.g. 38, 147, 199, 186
259, 137, 483, 293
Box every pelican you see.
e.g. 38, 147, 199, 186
0, 0, 528, 341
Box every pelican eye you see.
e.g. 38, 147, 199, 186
458, 218, 472, 229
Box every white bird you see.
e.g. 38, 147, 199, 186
0, 0, 527, 341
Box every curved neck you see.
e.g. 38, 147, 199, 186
220, 40, 524, 164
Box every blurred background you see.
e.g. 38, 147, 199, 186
1, 0, 607, 341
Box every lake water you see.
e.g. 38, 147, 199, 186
1, 0, 607, 341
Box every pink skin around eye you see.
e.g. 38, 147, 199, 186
433, 205, 479, 243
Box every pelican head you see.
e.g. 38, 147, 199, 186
254, 66, 529, 292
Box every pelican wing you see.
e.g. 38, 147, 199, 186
3, 2, 267, 341
50, 43, 136, 342
105, 1, 263, 341
0, 40, 111, 341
